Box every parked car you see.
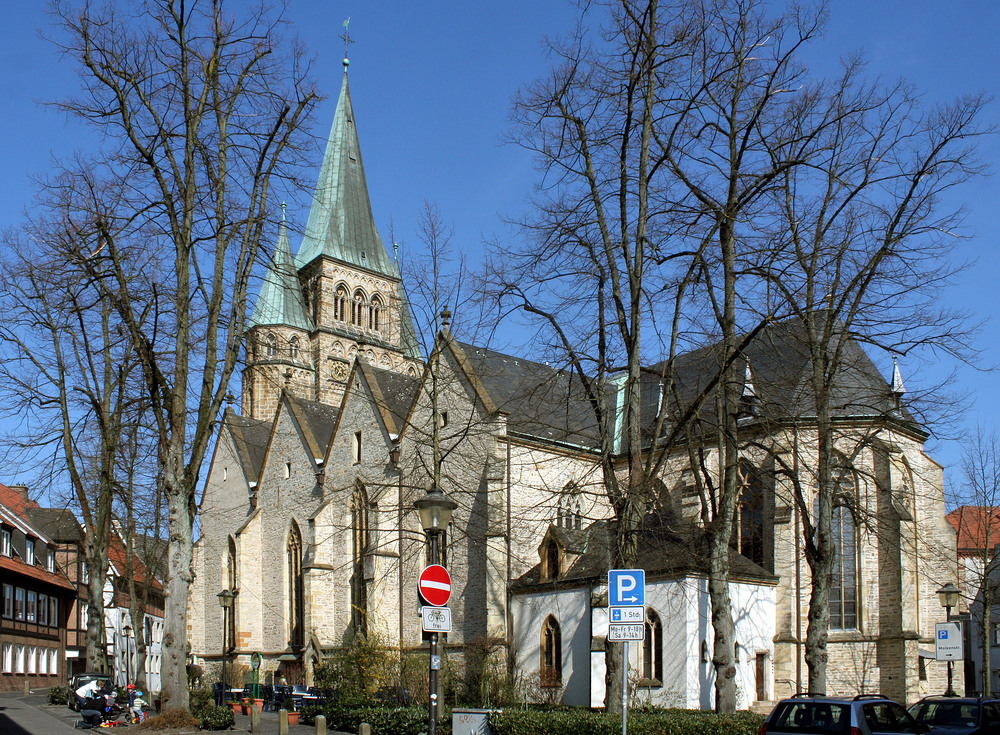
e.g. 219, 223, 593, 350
760, 693, 927, 734
909, 696, 1000, 734
67, 672, 114, 711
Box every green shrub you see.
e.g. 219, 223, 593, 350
198, 703, 236, 731
488, 708, 765, 735
302, 704, 450, 735
188, 687, 214, 721
47, 686, 68, 705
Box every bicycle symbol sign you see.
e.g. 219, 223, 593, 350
421, 605, 453, 633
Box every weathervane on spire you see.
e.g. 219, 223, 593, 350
340, 17, 353, 69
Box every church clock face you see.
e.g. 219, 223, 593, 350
331, 360, 350, 381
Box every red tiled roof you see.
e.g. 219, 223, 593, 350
0, 482, 38, 519
946, 506, 1000, 555
0, 554, 75, 590
109, 535, 163, 591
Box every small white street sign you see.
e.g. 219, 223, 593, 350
935, 622, 963, 661
609, 606, 645, 623
608, 624, 645, 642
421, 606, 453, 633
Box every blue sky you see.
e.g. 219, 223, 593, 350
0, 1, 997, 490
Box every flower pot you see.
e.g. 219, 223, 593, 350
241, 703, 250, 715
253, 698, 264, 712
229, 702, 241, 714
287, 711, 300, 726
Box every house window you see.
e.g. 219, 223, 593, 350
50, 596, 59, 627
82, 561, 89, 584
46, 550, 55, 573
14, 644, 24, 674
541, 615, 562, 686
2, 584, 12, 618
26, 591, 36, 622
38, 594, 48, 625
1, 643, 11, 673
830, 490, 858, 630
26, 646, 35, 674
992, 622, 1000, 647
14, 588, 25, 620
48, 648, 57, 676
353, 431, 362, 464
1, 528, 10, 556
642, 610, 663, 683
25, 539, 35, 565
38, 647, 47, 675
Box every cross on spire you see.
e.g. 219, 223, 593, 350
340, 18, 353, 69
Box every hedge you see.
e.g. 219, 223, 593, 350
487, 708, 765, 735
300, 704, 451, 735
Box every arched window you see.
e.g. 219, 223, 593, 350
642, 609, 663, 683
265, 333, 277, 358
287, 522, 304, 647
370, 295, 383, 332
351, 484, 369, 633
540, 615, 562, 686
289, 336, 300, 360
351, 290, 366, 326
557, 483, 582, 530
830, 467, 858, 630
735, 462, 765, 567
334, 285, 349, 322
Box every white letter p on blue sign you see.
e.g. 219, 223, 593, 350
609, 569, 645, 607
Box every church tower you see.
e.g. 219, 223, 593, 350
244, 63, 422, 419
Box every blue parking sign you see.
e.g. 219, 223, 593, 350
608, 569, 645, 607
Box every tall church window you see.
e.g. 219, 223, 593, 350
289, 336, 300, 360
227, 537, 237, 651
541, 615, 562, 686
265, 333, 277, 357
830, 468, 858, 630
735, 462, 764, 566
334, 285, 349, 322
287, 522, 304, 647
642, 609, 663, 683
351, 290, 367, 327
370, 295, 383, 332
351, 484, 369, 634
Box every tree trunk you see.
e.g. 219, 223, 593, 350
160, 482, 195, 711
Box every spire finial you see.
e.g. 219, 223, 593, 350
891, 357, 906, 396
281, 202, 286, 222
341, 18, 352, 70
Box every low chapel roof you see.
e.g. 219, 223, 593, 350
226, 412, 273, 484
363, 363, 420, 436
284, 393, 340, 463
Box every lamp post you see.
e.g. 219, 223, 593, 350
937, 582, 961, 696
123, 623, 132, 689
217, 590, 235, 704
414, 486, 457, 735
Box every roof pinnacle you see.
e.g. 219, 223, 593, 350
341, 18, 352, 71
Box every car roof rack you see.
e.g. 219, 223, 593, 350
853, 694, 889, 701
791, 692, 827, 698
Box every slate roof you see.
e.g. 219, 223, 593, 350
250, 220, 313, 330
226, 411, 273, 484
284, 393, 340, 462
513, 517, 776, 590
24, 506, 83, 543
363, 363, 420, 436
455, 342, 602, 449
296, 72, 397, 278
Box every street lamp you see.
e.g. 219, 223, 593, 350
937, 582, 961, 697
123, 623, 132, 689
217, 590, 235, 704
414, 486, 457, 735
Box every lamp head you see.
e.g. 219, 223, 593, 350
937, 582, 961, 610
414, 486, 458, 533
217, 589, 235, 609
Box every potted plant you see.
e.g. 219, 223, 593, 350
282, 696, 299, 726
240, 697, 251, 715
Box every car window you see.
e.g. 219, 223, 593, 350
912, 701, 980, 728
863, 702, 919, 734
771, 702, 849, 733
985, 703, 1000, 724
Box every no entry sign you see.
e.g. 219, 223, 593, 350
418, 564, 452, 607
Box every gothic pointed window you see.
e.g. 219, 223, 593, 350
265, 333, 277, 358
541, 615, 562, 687
735, 462, 765, 567
289, 336, 300, 360
370, 295, 383, 332
351, 290, 366, 327
334, 285, 349, 322
829, 467, 858, 630
286, 522, 304, 647
351, 483, 369, 634
642, 609, 663, 683
227, 537, 237, 651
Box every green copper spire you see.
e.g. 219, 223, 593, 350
296, 71, 398, 277
250, 218, 313, 330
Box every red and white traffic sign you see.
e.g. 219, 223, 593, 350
418, 564, 452, 607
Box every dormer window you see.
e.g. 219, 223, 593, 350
46, 550, 55, 573
1, 529, 10, 557
25, 539, 34, 566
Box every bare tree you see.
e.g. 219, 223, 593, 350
958, 427, 1000, 696
42, 0, 318, 709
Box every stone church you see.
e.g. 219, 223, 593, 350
187, 66, 959, 708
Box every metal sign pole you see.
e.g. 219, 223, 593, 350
622, 640, 628, 735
